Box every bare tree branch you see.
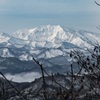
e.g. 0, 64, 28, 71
95, 1, 100, 6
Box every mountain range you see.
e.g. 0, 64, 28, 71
0, 25, 100, 74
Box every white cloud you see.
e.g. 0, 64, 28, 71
4, 72, 41, 82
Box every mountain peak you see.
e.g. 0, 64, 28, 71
33, 25, 64, 34
0, 25, 99, 60
1, 25, 100, 48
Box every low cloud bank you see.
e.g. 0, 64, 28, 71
4, 72, 41, 82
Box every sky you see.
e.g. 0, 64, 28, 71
0, 0, 100, 33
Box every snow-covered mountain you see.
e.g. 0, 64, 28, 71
0, 25, 100, 74
0, 25, 99, 60
9, 25, 100, 48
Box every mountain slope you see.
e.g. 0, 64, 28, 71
0, 25, 99, 60
0, 25, 99, 74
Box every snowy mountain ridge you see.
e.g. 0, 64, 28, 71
0, 25, 100, 60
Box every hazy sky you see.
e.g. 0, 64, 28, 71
0, 0, 100, 33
